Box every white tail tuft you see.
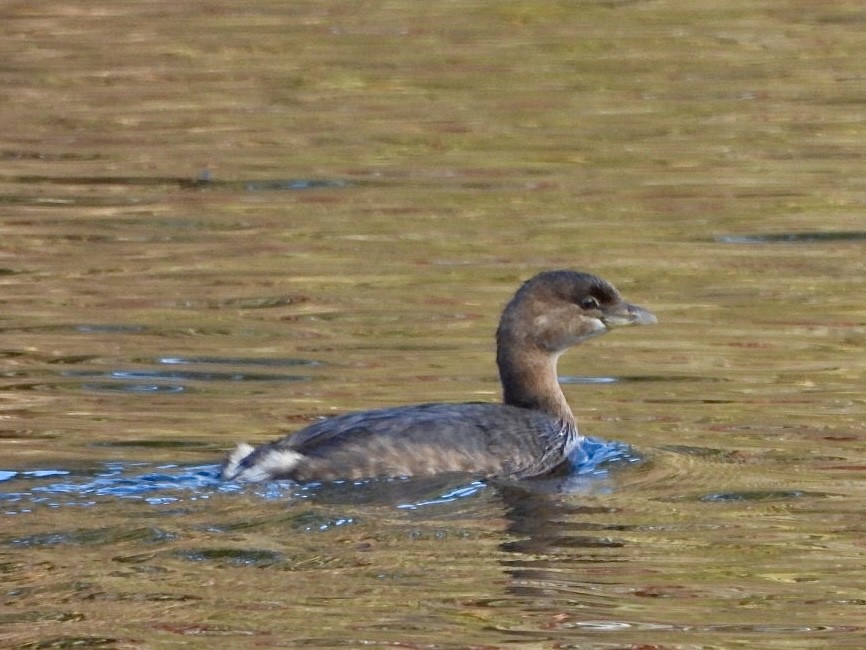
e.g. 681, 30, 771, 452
221, 443, 256, 480
221, 442, 304, 482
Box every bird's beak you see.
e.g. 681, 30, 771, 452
602, 302, 657, 328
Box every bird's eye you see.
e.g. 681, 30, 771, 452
579, 296, 600, 311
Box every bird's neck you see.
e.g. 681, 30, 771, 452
496, 343, 575, 425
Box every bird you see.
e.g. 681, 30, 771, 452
221, 269, 656, 483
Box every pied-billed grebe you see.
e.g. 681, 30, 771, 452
221, 270, 656, 483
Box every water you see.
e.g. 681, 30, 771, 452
0, 434, 632, 514
2, 1, 866, 648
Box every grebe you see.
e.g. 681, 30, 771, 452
221, 270, 655, 482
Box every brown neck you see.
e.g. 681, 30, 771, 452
496, 343, 575, 425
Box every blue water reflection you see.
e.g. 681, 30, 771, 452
0, 437, 637, 514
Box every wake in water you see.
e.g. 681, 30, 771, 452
0, 436, 639, 514
0, 463, 233, 512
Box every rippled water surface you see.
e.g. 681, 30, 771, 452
2, 1, 865, 648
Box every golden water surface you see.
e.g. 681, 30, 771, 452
1, 1, 865, 648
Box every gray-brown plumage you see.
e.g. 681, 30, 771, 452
221, 270, 656, 483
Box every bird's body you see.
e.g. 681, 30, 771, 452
222, 402, 575, 482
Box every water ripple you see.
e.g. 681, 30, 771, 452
0, 173, 350, 192
0, 437, 636, 514
155, 356, 321, 368
64, 369, 311, 383
0, 463, 228, 512
716, 231, 866, 244
60, 359, 316, 394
